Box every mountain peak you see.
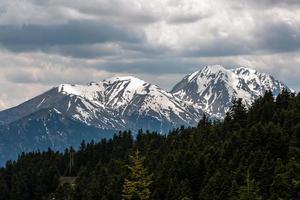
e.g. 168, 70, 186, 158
172, 65, 292, 118
3, 74, 204, 133
185, 65, 227, 82
200, 65, 227, 73
104, 76, 150, 92
0, 66, 293, 165
0, 65, 293, 130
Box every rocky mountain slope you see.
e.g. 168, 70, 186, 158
0, 76, 204, 133
171, 65, 292, 118
0, 108, 114, 165
0, 65, 293, 164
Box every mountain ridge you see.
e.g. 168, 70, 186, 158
0, 65, 293, 164
0, 75, 204, 133
171, 65, 292, 118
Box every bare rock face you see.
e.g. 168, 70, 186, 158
0, 66, 293, 164
171, 65, 292, 119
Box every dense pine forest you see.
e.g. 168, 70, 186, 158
0, 90, 299, 200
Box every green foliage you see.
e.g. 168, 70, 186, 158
0, 90, 299, 200
48, 183, 75, 200
230, 171, 262, 200
122, 150, 152, 200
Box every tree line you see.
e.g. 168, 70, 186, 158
0, 90, 299, 200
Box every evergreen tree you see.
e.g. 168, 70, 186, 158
0, 174, 9, 200
175, 179, 193, 200
197, 114, 210, 129
48, 183, 75, 200
122, 150, 152, 200
225, 98, 247, 129
232, 171, 262, 200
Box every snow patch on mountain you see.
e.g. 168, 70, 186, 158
171, 65, 292, 118
0, 66, 292, 133
0, 76, 204, 133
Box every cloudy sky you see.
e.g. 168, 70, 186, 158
0, 0, 299, 110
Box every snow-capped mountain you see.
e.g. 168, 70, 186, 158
0, 76, 205, 164
0, 76, 204, 133
171, 65, 293, 118
0, 65, 294, 164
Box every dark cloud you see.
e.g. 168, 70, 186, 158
236, 0, 300, 9
120, 43, 169, 56
256, 21, 300, 53
182, 38, 253, 57
46, 44, 121, 59
29, 42, 168, 59
63, 42, 169, 59
260, 0, 300, 5
97, 58, 201, 74
180, 20, 300, 58
0, 0, 299, 60
0, 20, 144, 52
30, 0, 160, 24
6, 71, 42, 84
167, 14, 205, 24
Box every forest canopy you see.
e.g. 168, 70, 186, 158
0, 90, 299, 200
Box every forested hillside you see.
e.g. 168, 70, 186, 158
0, 90, 299, 200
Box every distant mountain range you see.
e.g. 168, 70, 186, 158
0, 65, 293, 165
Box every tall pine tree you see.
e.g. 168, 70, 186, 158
122, 150, 152, 200
232, 170, 262, 200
